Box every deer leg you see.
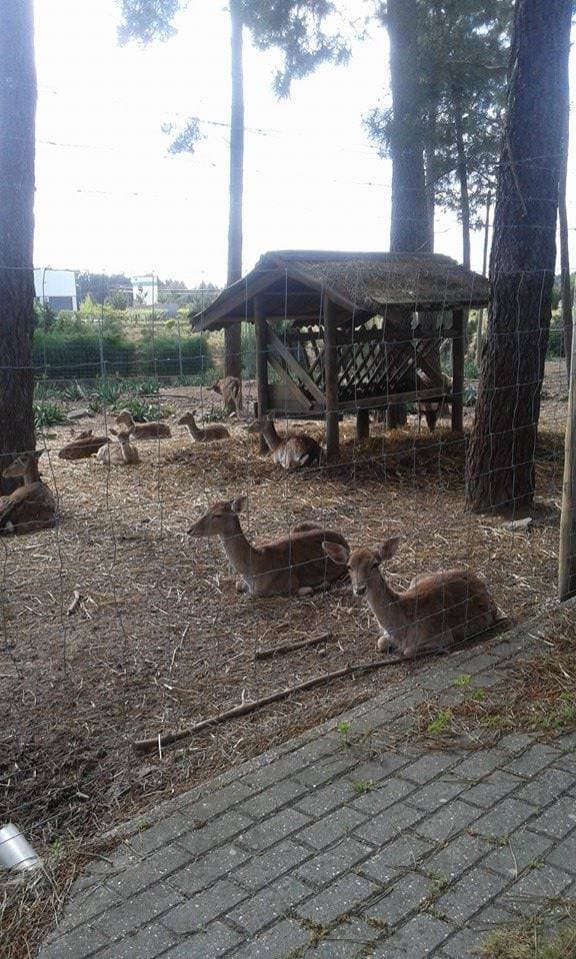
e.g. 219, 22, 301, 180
235, 576, 249, 594
377, 631, 396, 653
297, 586, 314, 597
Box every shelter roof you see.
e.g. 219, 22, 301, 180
191, 250, 490, 331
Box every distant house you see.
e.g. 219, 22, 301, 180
131, 275, 158, 307
34, 269, 78, 312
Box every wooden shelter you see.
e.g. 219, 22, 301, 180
191, 251, 490, 459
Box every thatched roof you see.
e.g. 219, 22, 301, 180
191, 250, 490, 331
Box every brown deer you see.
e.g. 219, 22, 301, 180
417, 371, 452, 433
248, 416, 322, 469
323, 536, 504, 658
115, 410, 171, 439
95, 429, 140, 465
188, 496, 349, 597
178, 410, 230, 442
58, 430, 109, 460
0, 451, 56, 534
211, 376, 242, 416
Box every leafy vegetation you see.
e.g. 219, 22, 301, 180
34, 402, 67, 429
479, 923, 576, 959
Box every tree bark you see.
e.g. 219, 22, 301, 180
453, 86, 471, 271
466, 0, 572, 515
224, 0, 244, 382
558, 43, 572, 373
0, 0, 37, 492
475, 193, 492, 369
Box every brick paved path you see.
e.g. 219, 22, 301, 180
39, 619, 576, 959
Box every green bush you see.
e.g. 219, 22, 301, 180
33, 328, 136, 378
241, 324, 256, 378
136, 334, 212, 376
34, 402, 67, 429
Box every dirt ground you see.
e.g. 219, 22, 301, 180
0, 362, 569, 858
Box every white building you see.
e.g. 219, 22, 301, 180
131, 275, 158, 307
34, 269, 78, 311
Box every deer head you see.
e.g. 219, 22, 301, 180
188, 496, 247, 537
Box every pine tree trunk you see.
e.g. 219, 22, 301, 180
224, 0, 244, 383
466, 0, 572, 515
453, 87, 471, 270
559, 48, 572, 373
0, 0, 37, 492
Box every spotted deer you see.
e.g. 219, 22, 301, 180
58, 430, 109, 460
248, 416, 322, 469
178, 410, 230, 442
210, 376, 242, 416
95, 429, 140, 465
1, 450, 56, 534
115, 410, 171, 439
188, 496, 348, 597
323, 536, 504, 658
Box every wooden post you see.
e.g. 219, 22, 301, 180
559, 283, 576, 600
254, 295, 268, 455
356, 408, 370, 440
451, 307, 464, 432
323, 296, 339, 460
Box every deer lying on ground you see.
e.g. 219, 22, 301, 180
115, 410, 171, 439
0, 451, 56, 534
210, 376, 242, 417
248, 416, 322, 469
58, 430, 109, 460
188, 496, 349, 597
178, 410, 230, 442
323, 536, 504, 658
95, 429, 140, 465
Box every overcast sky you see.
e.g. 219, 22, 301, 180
34, 0, 576, 288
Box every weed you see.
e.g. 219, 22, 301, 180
34, 402, 67, 429
478, 922, 576, 958
352, 779, 375, 795
337, 721, 351, 746
116, 399, 169, 422
452, 674, 472, 687
470, 688, 487, 702
426, 709, 452, 736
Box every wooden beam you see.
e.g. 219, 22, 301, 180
451, 308, 465, 432
266, 325, 326, 405
323, 296, 340, 460
267, 357, 313, 410
254, 294, 269, 454
191, 269, 282, 331
356, 408, 370, 440
337, 387, 455, 413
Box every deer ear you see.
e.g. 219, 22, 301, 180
110, 428, 118, 437
231, 495, 247, 514
374, 536, 401, 563
323, 541, 350, 565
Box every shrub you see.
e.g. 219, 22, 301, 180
241, 324, 256, 378
33, 329, 136, 379
136, 334, 212, 377
34, 402, 67, 429
116, 399, 170, 422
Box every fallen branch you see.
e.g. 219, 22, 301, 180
255, 631, 331, 660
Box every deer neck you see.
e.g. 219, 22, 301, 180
365, 571, 407, 638
118, 442, 131, 463
218, 516, 258, 578
261, 421, 281, 453
187, 417, 202, 440
24, 459, 41, 485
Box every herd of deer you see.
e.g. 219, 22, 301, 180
0, 375, 504, 658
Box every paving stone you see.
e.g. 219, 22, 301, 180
162, 879, 247, 933
434, 866, 509, 923
126, 813, 191, 857
238, 807, 312, 851
176, 810, 254, 856
482, 829, 553, 878
229, 918, 310, 958
91, 921, 176, 959
544, 828, 576, 875
360, 835, 434, 886
424, 832, 487, 882
160, 922, 243, 958
364, 873, 432, 926
296, 780, 358, 817
415, 800, 480, 843
470, 798, 536, 839
178, 780, 255, 819
295, 756, 360, 789
297, 837, 371, 886
91, 882, 183, 940
227, 875, 312, 934
503, 744, 560, 779
349, 778, 415, 817
298, 806, 368, 850
516, 768, 575, 807
498, 733, 536, 755
344, 755, 412, 785
462, 770, 521, 809
38, 923, 110, 959
302, 918, 380, 957
354, 801, 425, 846
236, 779, 308, 819
52, 884, 122, 935
504, 863, 573, 914
405, 779, 465, 812
527, 796, 576, 839
448, 750, 506, 781
297, 873, 379, 923
105, 843, 191, 898
168, 844, 252, 896
401, 753, 460, 783
233, 839, 311, 890
384, 914, 452, 955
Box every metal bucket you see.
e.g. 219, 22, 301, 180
0, 823, 43, 872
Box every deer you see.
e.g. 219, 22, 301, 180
115, 410, 171, 439
248, 416, 322, 469
323, 536, 505, 659
417, 371, 452, 433
58, 430, 109, 460
210, 376, 242, 417
0, 450, 56, 534
188, 496, 349, 597
178, 410, 230, 442
95, 429, 140, 465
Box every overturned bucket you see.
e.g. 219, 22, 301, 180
0, 823, 43, 872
